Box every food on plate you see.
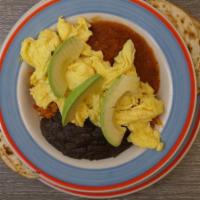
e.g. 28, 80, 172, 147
62, 74, 102, 126
40, 113, 132, 160
100, 75, 139, 147
48, 37, 84, 97
20, 17, 164, 160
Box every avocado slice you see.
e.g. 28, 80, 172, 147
48, 37, 83, 98
100, 75, 140, 147
62, 74, 103, 126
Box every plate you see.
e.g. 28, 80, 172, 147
0, 0, 197, 194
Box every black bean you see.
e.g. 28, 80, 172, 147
40, 112, 132, 160
91, 128, 105, 139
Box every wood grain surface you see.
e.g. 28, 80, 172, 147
0, 0, 200, 200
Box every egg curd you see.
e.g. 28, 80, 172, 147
20, 17, 164, 151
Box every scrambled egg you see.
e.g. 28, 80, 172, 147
65, 60, 95, 90
20, 17, 164, 151
30, 78, 56, 108
21, 30, 61, 82
128, 122, 164, 151
57, 17, 92, 42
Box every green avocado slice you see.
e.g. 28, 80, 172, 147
48, 37, 83, 98
100, 75, 140, 147
62, 74, 103, 126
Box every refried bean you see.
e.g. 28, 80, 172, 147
41, 112, 131, 160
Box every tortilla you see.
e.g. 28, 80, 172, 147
147, 0, 200, 92
0, 131, 38, 179
193, 20, 200, 92
0, 0, 200, 179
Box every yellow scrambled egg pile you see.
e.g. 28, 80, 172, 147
20, 17, 164, 151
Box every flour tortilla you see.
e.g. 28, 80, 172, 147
193, 19, 200, 92
147, 0, 200, 92
1, 0, 200, 179
0, 131, 38, 179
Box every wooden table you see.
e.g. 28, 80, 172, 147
0, 0, 199, 199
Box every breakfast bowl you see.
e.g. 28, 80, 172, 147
0, 0, 197, 196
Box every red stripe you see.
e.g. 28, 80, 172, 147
0, 0, 197, 192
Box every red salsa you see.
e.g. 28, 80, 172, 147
88, 20, 160, 92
